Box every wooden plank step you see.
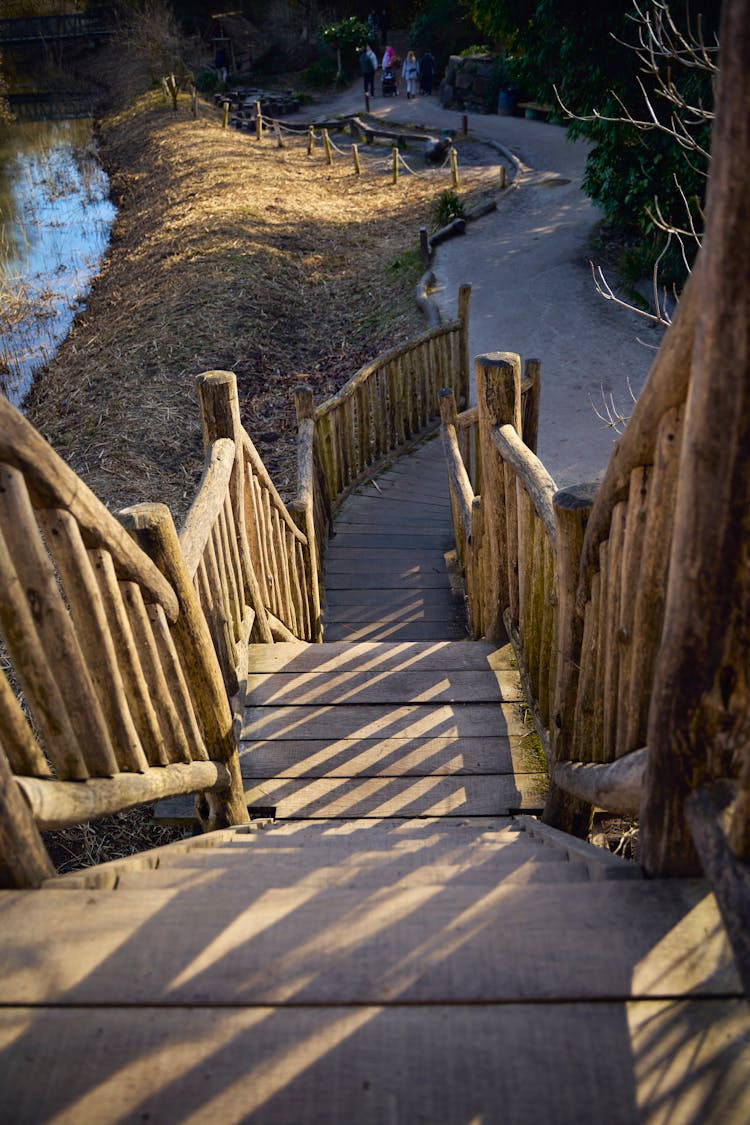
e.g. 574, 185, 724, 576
3, 1000, 747, 1124
240, 774, 549, 818
328, 531, 454, 550
341, 494, 451, 515
334, 513, 451, 530
323, 621, 468, 641
241, 702, 527, 741
155, 774, 548, 823
324, 547, 449, 563
244, 669, 522, 706
115, 858, 591, 890
1, 881, 739, 1004
153, 833, 556, 867
345, 491, 451, 511
323, 603, 464, 625
326, 585, 461, 603
246, 641, 509, 673
238, 734, 543, 777
324, 569, 453, 589
218, 816, 526, 842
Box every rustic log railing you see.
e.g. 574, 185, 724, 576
194, 371, 321, 646
308, 286, 472, 512
440, 330, 750, 900
0, 395, 249, 889
441, 350, 681, 842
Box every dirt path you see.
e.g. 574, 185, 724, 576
313, 83, 655, 487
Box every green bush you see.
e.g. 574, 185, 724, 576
432, 190, 466, 230
303, 56, 337, 88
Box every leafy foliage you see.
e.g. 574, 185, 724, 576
319, 16, 371, 80
409, 0, 484, 71
432, 189, 466, 229
467, 0, 721, 284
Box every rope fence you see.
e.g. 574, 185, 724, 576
211, 92, 463, 188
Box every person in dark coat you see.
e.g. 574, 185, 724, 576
419, 49, 434, 95
359, 46, 376, 97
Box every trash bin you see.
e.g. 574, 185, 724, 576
497, 87, 518, 116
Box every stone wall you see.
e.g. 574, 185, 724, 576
439, 54, 502, 114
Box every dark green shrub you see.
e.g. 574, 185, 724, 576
432, 189, 466, 229
303, 56, 337, 88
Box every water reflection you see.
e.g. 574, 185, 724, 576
0, 118, 116, 406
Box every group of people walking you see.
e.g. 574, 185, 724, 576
359, 43, 434, 100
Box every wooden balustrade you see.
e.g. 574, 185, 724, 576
313, 286, 471, 510
440, 352, 662, 830
0, 396, 250, 888
194, 371, 319, 645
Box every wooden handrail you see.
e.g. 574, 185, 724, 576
310, 286, 471, 511
180, 439, 236, 577
491, 424, 556, 544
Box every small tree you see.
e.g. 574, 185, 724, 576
320, 16, 370, 83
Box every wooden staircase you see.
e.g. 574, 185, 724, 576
1, 438, 748, 1122
1, 812, 747, 1120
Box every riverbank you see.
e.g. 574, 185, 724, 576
25, 90, 497, 523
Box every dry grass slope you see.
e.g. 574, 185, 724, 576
25, 91, 493, 523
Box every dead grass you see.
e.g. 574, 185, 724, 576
26, 90, 497, 521
21, 89, 500, 871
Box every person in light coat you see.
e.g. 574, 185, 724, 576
403, 50, 419, 99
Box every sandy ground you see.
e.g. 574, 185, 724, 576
313, 82, 657, 487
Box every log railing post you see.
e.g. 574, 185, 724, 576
195, 371, 273, 644
293, 384, 323, 642
475, 352, 521, 642
543, 483, 597, 837
119, 503, 250, 831
522, 357, 541, 454
457, 284, 471, 406
0, 745, 56, 887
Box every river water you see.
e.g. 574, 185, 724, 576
0, 118, 115, 407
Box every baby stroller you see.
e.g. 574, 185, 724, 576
381, 67, 398, 96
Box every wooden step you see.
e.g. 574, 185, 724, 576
241, 702, 529, 742
239, 734, 542, 777
2, 999, 747, 1124
244, 773, 548, 818
246, 640, 510, 672
244, 668, 522, 706
156, 773, 548, 822
0, 880, 739, 1004
115, 857, 591, 890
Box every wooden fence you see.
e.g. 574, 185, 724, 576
304, 285, 471, 514
0, 394, 249, 889
0, 293, 476, 887
440, 345, 750, 896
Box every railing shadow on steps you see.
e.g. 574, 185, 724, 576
439, 343, 750, 993
0, 288, 474, 888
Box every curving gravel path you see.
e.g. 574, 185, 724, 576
311, 84, 656, 487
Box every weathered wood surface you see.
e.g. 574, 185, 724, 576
244, 668, 522, 706
0, 879, 739, 1004
323, 440, 466, 640
246, 639, 504, 672
238, 735, 542, 777
238, 774, 547, 818
241, 702, 529, 742
3, 999, 748, 1125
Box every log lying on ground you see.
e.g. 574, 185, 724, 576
429, 218, 466, 249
